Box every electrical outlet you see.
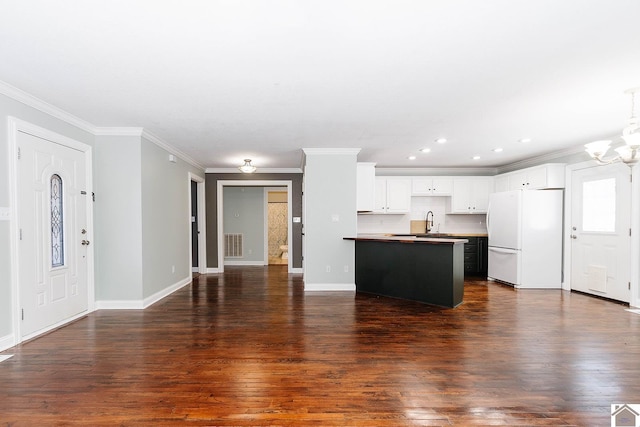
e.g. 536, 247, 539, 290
171, 265, 175, 273
326, 265, 331, 273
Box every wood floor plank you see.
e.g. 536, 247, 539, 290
1, 267, 639, 425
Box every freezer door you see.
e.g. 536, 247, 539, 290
487, 190, 522, 250
488, 247, 521, 286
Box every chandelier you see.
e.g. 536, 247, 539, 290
584, 87, 640, 167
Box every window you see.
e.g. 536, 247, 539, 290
582, 178, 616, 232
51, 174, 64, 267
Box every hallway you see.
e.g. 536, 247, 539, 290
1, 266, 639, 425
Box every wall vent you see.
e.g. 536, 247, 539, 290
224, 233, 243, 258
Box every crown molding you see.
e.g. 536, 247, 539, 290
205, 168, 303, 174
94, 127, 143, 136
375, 167, 498, 176
0, 80, 95, 134
495, 145, 587, 174
141, 129, 205, 171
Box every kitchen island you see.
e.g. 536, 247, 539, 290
344, 235, 468, 308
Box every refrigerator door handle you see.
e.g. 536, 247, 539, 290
488, 246, 518, 254
486, 202, 491, 239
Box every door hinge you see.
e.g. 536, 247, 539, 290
21, 308, 24, 320
92, 192, 95, 202
630, 228, 632, 237
17, 147, 21, 160
19, 229, 22, 240
629, 282, 631, 290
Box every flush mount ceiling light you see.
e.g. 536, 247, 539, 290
435, 138, 447, 144
408, 155, 417, 160
420, 148, 431, 153
585, 87, 640, 167
472, 155, 481, 160
519, 138, 532, 143
493, 148, 504, 153
238, 159, 257, 173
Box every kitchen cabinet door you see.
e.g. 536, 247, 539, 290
385, 178, 411, 213
374, 177, 411, 214
412, 177, 453, 196
450, 177, 493, 214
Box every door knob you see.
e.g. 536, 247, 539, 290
81, 240, 91, 246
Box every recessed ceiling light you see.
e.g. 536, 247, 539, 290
408, 155, 416, 160
435, 138, 447, 144
420, 148, 431, 153
519, 138, 532, 143
493, 148, 503, 153
472, 155, 481, 160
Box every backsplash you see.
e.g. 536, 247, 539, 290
357, 196, 487, 234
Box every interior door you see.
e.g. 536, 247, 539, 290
570, 163, 631, 302
18, 131, 90, 338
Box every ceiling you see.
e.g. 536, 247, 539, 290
1, 0, 640, 171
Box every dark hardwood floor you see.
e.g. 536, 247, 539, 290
1, 266, 639, 426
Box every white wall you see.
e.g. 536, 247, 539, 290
223, 187, 265, 263
141, 137, 204, 300
303, 149, 358, 290
94, 135, 143, 302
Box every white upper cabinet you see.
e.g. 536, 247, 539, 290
374, 177, 411, 214
505, 164, 566, 191
449, 177, 494, 214
411, 177, 453, 196
356, 163, 376, 212
493, 174, 510, 193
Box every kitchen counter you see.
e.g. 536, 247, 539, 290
344, 234, 466, 308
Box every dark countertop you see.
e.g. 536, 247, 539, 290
344, 234, 468, 244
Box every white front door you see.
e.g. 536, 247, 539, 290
17, 130, 90, 338
570, 163, 631, 302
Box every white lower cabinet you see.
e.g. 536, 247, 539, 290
374, 177, 411, 214
449, 177, 493, 214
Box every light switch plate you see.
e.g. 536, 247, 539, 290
0, 207, 10, 221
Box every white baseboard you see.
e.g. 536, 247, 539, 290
304, 283, 356, 292
143, 276, 191, 308
290, 268, 303, 274
206, 267, 221, 273
191, 267, 199, 272
95, 300, 144, 310
96, 276, 192, 310
224, 260, 265, 266
0, 333, 15, 352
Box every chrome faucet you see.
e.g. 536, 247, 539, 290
426, 211, 434, 233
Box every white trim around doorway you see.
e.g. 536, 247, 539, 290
217, 180, 294, 273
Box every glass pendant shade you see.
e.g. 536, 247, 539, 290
238, 159, 257, 173
584, 140, 611, 159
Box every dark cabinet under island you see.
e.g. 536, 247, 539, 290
344, 235, 468, 308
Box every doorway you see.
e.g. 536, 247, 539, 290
265, 188, 288, 265
9, 118, 94, 343
569, 162, 631, 302
188, 173, 206, 275
217, 180, 293, 273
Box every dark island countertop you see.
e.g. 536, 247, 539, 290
343, 234, 468, 244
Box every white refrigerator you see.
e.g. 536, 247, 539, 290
487, 189, 563, 288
